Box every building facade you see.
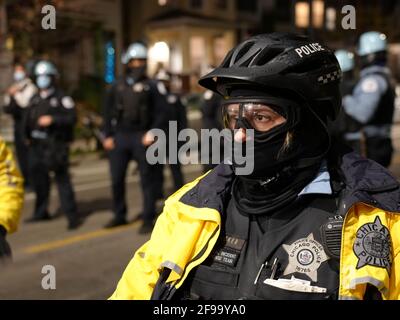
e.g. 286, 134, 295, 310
123, 0, 262, 92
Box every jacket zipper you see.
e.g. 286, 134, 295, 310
166, 224, 220, 298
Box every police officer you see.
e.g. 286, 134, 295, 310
102, 42, 168, 233
3, 62, 37, 190
343, 31, 396, 167
330, 50, 360, 152
335, 50, 356, 97
200, 75, 224, 173
24, 61, 81, 230
111, 33, 400, 300
0, 136, 24, 263
154, 69, 187, 193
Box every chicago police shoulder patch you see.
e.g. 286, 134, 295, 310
61, 96, 75, 109
361, 78, 379, 93
353, 216, 392, 273
157, 82, 167, 95
167, 94, 177, 104
133, 83, 144, 92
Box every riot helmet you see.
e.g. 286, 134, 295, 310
33, 60, 58, 89
121, 42, 148, 81
357, 31, 388, 68
335, 49, 355, 73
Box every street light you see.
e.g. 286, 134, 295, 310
149, 41, 170, 64
148, 41, 170, 75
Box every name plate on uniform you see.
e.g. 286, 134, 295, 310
212, 235, 246, 268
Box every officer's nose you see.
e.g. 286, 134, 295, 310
234, 128, 247, 143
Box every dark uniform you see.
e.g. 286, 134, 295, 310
23, 89, 78, 225
177, 165, 340, 300
3, 78, 37, 188
103, 76, 168, 225
154, 83, 187, 195
200, 90, 224, 172
329, 72, 360, 151
343, 65, 395, 167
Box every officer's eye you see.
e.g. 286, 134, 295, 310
253, 113, 271, 122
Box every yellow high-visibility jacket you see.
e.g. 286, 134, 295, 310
0, 137, 24, 234
110, 152, 400, 300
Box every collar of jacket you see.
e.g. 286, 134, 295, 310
180, 151, 400, 217
336, 151, 400, 215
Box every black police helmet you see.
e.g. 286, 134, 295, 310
199, 33, 342, 124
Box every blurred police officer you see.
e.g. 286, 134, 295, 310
102, 42, 168, 233
200, 85, 224, 173
331, 50, 360, 151
23, 61, 81, 230
3, 62, 37, 190
154, 69, 186, 193
343, 31, 396, 167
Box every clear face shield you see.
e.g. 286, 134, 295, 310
223, 101, 287, 132
221, 97, 299, 144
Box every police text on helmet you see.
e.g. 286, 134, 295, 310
294, 43, 325, 58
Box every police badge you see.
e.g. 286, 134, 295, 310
353, 216, 392, 273
283, 234, 329, 282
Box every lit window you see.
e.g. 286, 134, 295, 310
295, 2, 310, 28
312, 0, 324, 28
149, 42, 170, 64
214, 36, 228, 64
190, 36, 206, 71
326, 7, 336, 30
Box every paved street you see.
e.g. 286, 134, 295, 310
1, 125, 400, 300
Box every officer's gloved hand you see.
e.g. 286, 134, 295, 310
0, 225, 12, 263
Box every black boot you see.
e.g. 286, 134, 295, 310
138, 221, 154, 234
67, 217, 84, 230
104, 217, 128, 229
25, 215, 52, 223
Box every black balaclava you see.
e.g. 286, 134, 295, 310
126, 64, 147, 83
359, 51, 387, 70
228, 88, 329, 215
